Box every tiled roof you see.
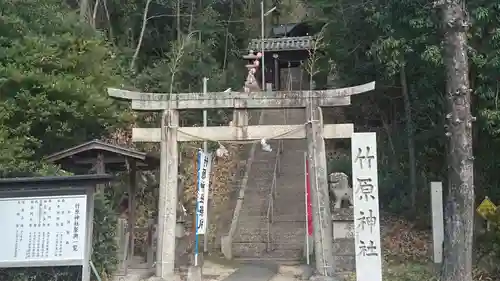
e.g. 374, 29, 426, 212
248, 36, 314, 51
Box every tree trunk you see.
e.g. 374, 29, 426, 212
130, 0, 153, 71
440, 1, 474, 281
79, 0, 90, 22
177, 0, 182, 42
400, 61, 417, 215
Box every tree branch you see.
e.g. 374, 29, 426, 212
91, 0, 100, 29
130, 0, 153, 71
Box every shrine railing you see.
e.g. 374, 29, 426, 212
266, 110, 286, 251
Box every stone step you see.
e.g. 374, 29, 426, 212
239, 213, 305, 223
233, 247, 354, 272
245, 186, 271, 193
251, 156, 278, 165
241, 208, 306, 218
234, 220, 306, 243
241, 193, 269, 200
244, 189, 273, 197
276, 163, 305, 172
272, 214, 307, 222
236, 211, 268, 218
241, 195, 269, 204
239, 211, 269, 220
232, 108, 312, 263
232, 242, 303, 260
245, 181, 274, 189
273, 190, 306, 198
272, 193, 306, 202
243, 193, 303, 203
269, 221, 306, 238
237, 215, 306, 226
272, 210, 306, 218
273, 205, 305, 213
274, 186, 307, 194
234, 221, 269, 242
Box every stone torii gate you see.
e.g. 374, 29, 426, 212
107, 80, 375, 279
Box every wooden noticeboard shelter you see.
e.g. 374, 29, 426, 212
44, 140, 160, 275
44, 140, 159, 173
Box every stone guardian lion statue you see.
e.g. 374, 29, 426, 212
329, 172, 354, 209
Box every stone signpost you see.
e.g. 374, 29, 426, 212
351, 132, 382, 281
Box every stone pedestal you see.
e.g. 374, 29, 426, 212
332, 208, 355, 272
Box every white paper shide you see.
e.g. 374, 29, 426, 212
352, 132, 382, 281
196, 151, 212, 235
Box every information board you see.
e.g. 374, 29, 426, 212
0, 194, 87, 266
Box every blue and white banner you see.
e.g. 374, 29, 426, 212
195, 151, 212, 235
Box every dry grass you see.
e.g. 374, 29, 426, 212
364, 214, 497, 281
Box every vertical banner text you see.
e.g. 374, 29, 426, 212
196, 151, 212, 235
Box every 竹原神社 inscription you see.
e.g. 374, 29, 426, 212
352, 132, 382, 281
0, 195, 87, 266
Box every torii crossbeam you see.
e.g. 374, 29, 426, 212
108, 81, 374, 110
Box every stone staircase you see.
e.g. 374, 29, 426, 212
231, 67, 313, 263
232, 108, 308, 262
229, 66, 356, 277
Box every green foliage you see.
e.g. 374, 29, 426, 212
91, 192, 119, 279
327, 153, 351, 179
0, 0, 131, 176
0, 193, 119, 281
304, 0, 500, 218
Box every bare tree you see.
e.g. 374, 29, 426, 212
438, 0, 475, 280
130, 0, 153, 71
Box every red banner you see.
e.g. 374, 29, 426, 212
305, 158, 313, 236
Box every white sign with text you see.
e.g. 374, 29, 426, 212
0, 195, 87, 266
352, 132, 382, 281
196, 151, 212, 235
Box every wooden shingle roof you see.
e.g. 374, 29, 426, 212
248, 36, 314, 52
45, 140, 159, 172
